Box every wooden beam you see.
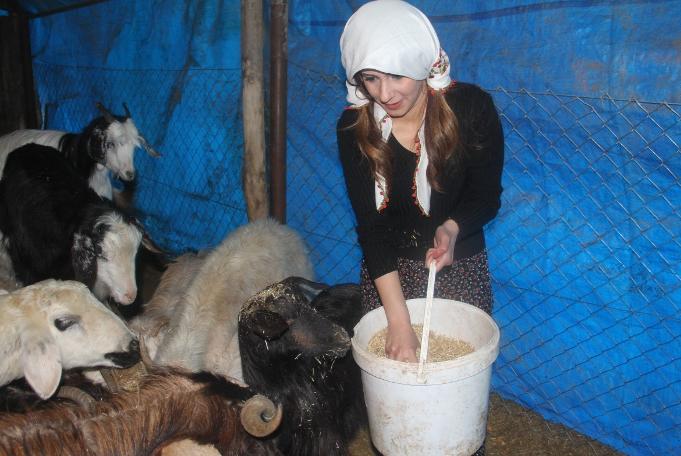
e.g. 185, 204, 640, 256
241, 0, 268, 221
269, 0, 288, 224
0, 12, 38, 135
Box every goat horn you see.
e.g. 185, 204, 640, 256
96, 102, 116, 123
139, 335, 153, 371
139, 136, 162, 158
122, 102, 131, 119
240, 394, 283, 437
57, 385, 97, 412
100, 362, 149, 394
99, 367, 121, 394
97, 336, 151, 393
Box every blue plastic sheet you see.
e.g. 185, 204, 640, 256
22, 1, 681, 454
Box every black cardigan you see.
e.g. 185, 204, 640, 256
337, 82, 504, 280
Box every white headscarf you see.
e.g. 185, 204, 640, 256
339, 0, 452, 214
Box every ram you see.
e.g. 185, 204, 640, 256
239, 277, 368, 455
0, 143, 148, 305
0, 102, 159, 200
0, 367, 283, 456
132, 218, 314, 382
0, 279, 139, 400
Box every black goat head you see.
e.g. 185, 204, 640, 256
239, 277, 351, 358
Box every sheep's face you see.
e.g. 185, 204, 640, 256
32, 280, 139, 368
13, 279, 139, 398
91, 213, 143, 306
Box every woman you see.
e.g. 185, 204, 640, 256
337, 0, 504, 364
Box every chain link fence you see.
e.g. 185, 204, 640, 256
31, 59, 680, 455
286, 64, 681, 455
33, 62, 249, 253
487, 89, 680, 455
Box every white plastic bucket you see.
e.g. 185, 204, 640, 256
352, 298, 500, 456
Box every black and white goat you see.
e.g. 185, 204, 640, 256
0, 143, 150, 306
0, 102, 160, 200
238, 277, 368, 456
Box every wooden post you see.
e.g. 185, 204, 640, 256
269, 0, 288, 224
241, 0, 268, 221
0, 12, 39, 135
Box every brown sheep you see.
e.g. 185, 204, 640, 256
0, 367, 283, 456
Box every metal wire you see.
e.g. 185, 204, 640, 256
31, 60, 681, 456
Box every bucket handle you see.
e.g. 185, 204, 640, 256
417, 261, 437, 383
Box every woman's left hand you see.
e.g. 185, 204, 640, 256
425, 219, 460, 271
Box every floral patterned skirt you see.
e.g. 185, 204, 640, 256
359, 250, 493, 456
359, 250, 493, 315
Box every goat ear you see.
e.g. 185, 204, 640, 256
139, 228, 165, 255
72, 233, 98, 287
21, 330, 62, 400
289, 277, 328, 302
138, 135, 162, 157
289, 314, 351, 357
86, 130, 107, 162
243, 309, 289, 341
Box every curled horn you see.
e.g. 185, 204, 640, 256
240, 394, 283, 437
96, 102, 116, 124
57, 385, 97, 412
122, 102, 132, 119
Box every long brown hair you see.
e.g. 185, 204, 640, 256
348, 81, 460, 193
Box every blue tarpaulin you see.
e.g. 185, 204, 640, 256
5, 1, 680, 454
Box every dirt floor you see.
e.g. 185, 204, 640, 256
486, 394, 623, 456
348, 393, 622, 456
137, 259, 622, 456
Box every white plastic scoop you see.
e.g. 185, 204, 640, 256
417, 260, 437, 383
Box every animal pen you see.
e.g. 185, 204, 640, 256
1, 1, 679, 455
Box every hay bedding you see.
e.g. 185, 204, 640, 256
367, 324, 474, 362
348, 393, 623, 456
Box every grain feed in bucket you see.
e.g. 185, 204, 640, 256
351, 298, 500, 455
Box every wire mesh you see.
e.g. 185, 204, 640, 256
486, 88, 681, 456
32, 62, 249, 252
286, 65, 680, 455
29, 59, 680, 455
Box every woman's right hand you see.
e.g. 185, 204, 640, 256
374, 271, 419, 362
385, 321, 419, 362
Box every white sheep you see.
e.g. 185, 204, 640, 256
0, 102, 159, 200
131, 218, 314, 382
0, 279, 140, 400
